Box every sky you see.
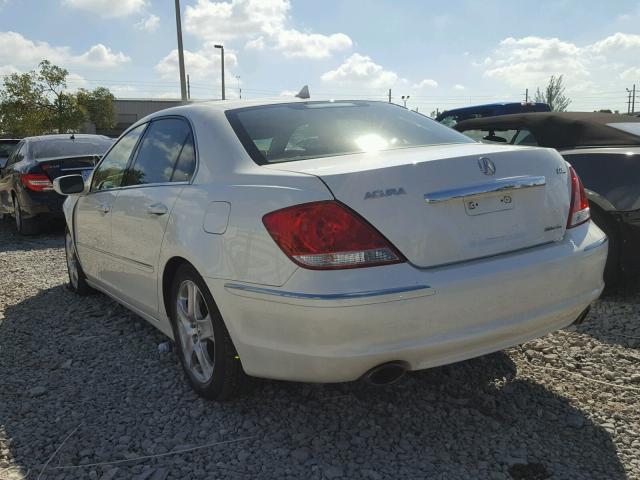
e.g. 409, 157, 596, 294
0, 0, 639, 113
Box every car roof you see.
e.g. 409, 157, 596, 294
455, 112, 640, 149
24, 134, 113, 142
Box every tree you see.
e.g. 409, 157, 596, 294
77, 87, 116, 131
0, 70, 49, 136
534, 75, 571, 112
37, 60, 85, 133
0, 60, 116, 136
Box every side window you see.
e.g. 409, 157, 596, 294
92, 124, 145, 191
7, 142, 25, 166
124, 118, 196, 186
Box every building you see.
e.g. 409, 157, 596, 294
90, 98, 185, 137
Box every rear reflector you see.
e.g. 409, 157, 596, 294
263, 201, 404, 269
20, 173, 53, 192
567, 165, 590, 228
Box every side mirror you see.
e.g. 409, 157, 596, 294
53, 174, 86, 195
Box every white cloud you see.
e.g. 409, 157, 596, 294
0, 31, 130, 69
413, 78, 438, 89
321, 53, 400, 89
245, 36, 265, 51
185, 0, 351, 59
453, 84, 465, 90
63, 0, 147, 17
589, 32, 640, 54
76, 44, 131, 67
0, 64, 19, 76
480, 33, 640, 90
155, 42, 238, 84
135, 14, 159, 32
482, 36, 586, 87
66, 72, 88, 88
270, 29, 352, 59
621, 67, 640, 81
279, 89, 297, 97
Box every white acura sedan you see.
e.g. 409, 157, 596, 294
54, 99, 607, 400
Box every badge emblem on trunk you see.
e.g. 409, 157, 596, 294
478, 157, 496, 176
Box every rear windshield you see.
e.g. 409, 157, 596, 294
226, 101, 473, 164
31, 137, 113, 160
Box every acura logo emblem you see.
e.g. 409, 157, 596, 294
478, 157, 496, 176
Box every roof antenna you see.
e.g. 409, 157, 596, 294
295, 85, 310, 99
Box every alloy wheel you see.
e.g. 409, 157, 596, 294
176, 280, 216, 383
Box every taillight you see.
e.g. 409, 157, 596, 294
262, 201, 404, 269
567, 165, 590, 228
20, 173, 54, 192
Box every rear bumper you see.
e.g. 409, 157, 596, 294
17, 188, 65, 219
206, 221, 607, 383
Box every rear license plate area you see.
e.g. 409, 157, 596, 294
464, 192, 515, 216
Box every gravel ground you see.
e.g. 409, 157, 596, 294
0, 219, 638, 480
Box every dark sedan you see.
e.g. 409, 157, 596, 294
0, 134, 113, 234
455, 112, 640, 287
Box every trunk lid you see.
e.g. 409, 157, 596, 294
34, 155, 99, 182
265, 144, 571, 268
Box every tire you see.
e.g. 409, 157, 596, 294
169, 263, 247, 400
590, 207, 621, 289
65, 227, 93, 295
13, 195, 40, 235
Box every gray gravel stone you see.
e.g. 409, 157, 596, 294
28, 386, 47, 397
0, 221, 638, 480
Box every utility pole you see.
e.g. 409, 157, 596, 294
401, 95, 410, 108
187, 74, 191, 100
236, 75, 241, 99
525, 88, 529, 103
215, 44, 225, 100
627, 88, 632, 114
174, 0, 188, 101
388, 88, 391, 103
633, 84, 636, 114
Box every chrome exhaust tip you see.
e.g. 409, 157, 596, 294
363, 361, 408, 386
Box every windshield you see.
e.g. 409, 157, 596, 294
226, 101, 473, 164
31, 137, 113, 160
608, 122, 640, 136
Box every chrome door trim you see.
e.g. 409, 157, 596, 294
424, 176, 546, 204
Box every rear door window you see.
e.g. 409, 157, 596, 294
123, 118, 196, 186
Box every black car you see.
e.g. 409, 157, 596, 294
0, 134, 113, 234
455, 112, 640, 286
0, 139, 20, 169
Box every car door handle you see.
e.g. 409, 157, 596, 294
98, 203, 111, 214
147, 203, 168, 216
